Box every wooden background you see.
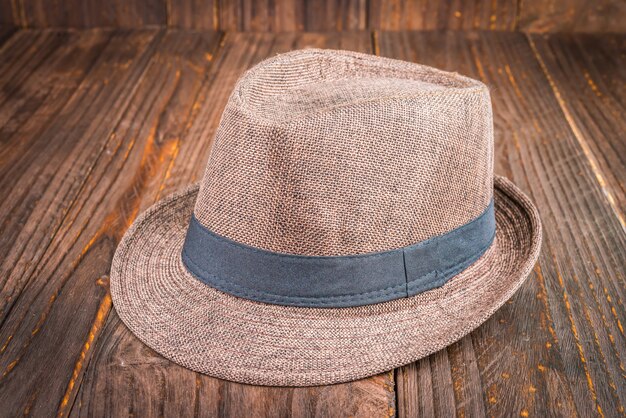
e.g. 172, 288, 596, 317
0, 0, 625, 32
0, 0, 624, 417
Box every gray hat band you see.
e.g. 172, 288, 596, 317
181, 199, 496, 308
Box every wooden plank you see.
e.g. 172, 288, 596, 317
302, 0, 368, 31
8, 0, 626, 32
195, 0, 626, 32
0, 1, 20, 26
368, 0, 519, 30
0, 29, 166, 416
0, 29, 161, 318
166, 0, 218, 30
198, 0, 368, 31
378, 30, 626, 417
0, 25, 15, 42
0, 30, 68, 101
21, 0, 167, 28
68, 31, 395, 418
519, 0, 626, 33
218, 0, 302, 31
0, 30, 111, 183
528, 32, 626, 230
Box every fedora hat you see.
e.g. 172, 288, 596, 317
110, 49, 542, 386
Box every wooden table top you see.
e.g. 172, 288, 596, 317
0, 27, 624, 417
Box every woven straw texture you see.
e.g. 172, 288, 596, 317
111, 176, 541, 386
110, 49, 542, 386
194, 49, 494, 256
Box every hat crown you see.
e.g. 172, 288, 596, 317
194, 49, 494, 256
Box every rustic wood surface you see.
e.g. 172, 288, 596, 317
378, 30, 626, 417
0, 0, 624, 32
527, 33, 626, 226
0, 27, 624, 417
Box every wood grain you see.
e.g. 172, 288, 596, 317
0, 2, 19, 26
0, 25, 14, 42
0, 27, 624, 417
1, 0, 624, 31
0, 29, 165, 415
0, 29, 394, 417
71, 31, 396, 418
518, 0, 626, 33
528, 32, 626, 230
219, 0, 302, 31
378, 30, 626, 417
21, 0, 167, 28
0, 30, 111, 191
167, 0, 218, 30
369, 0, 519, 30
217, 0, 368, 31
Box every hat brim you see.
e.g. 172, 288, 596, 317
110, 175, 541, 386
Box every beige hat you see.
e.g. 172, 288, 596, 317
110, 49, 542, 386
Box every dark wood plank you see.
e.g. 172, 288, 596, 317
0, 30, 70, 104
0, 1, 20, 26
0, 25, 15, 43
0, 30, 111, 183
302, 0, 368, 31
196, 0, 626, 32
368, 0, 519, 30
68, 31, 395, 418
0, 29, 161, 318
519, 0, 626, 33
167, 0, 218, 30
528, 32, 626, 231
168, 0, 368, 31
21, 0, 167, 28
378, 30, 626, 417
0, 29, 166, 416
219, 0, 298, 31
7, 0, 626, 31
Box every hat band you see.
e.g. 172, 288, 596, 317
181, 200, 495, 308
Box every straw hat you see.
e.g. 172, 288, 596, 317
110, 49, 542, 386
